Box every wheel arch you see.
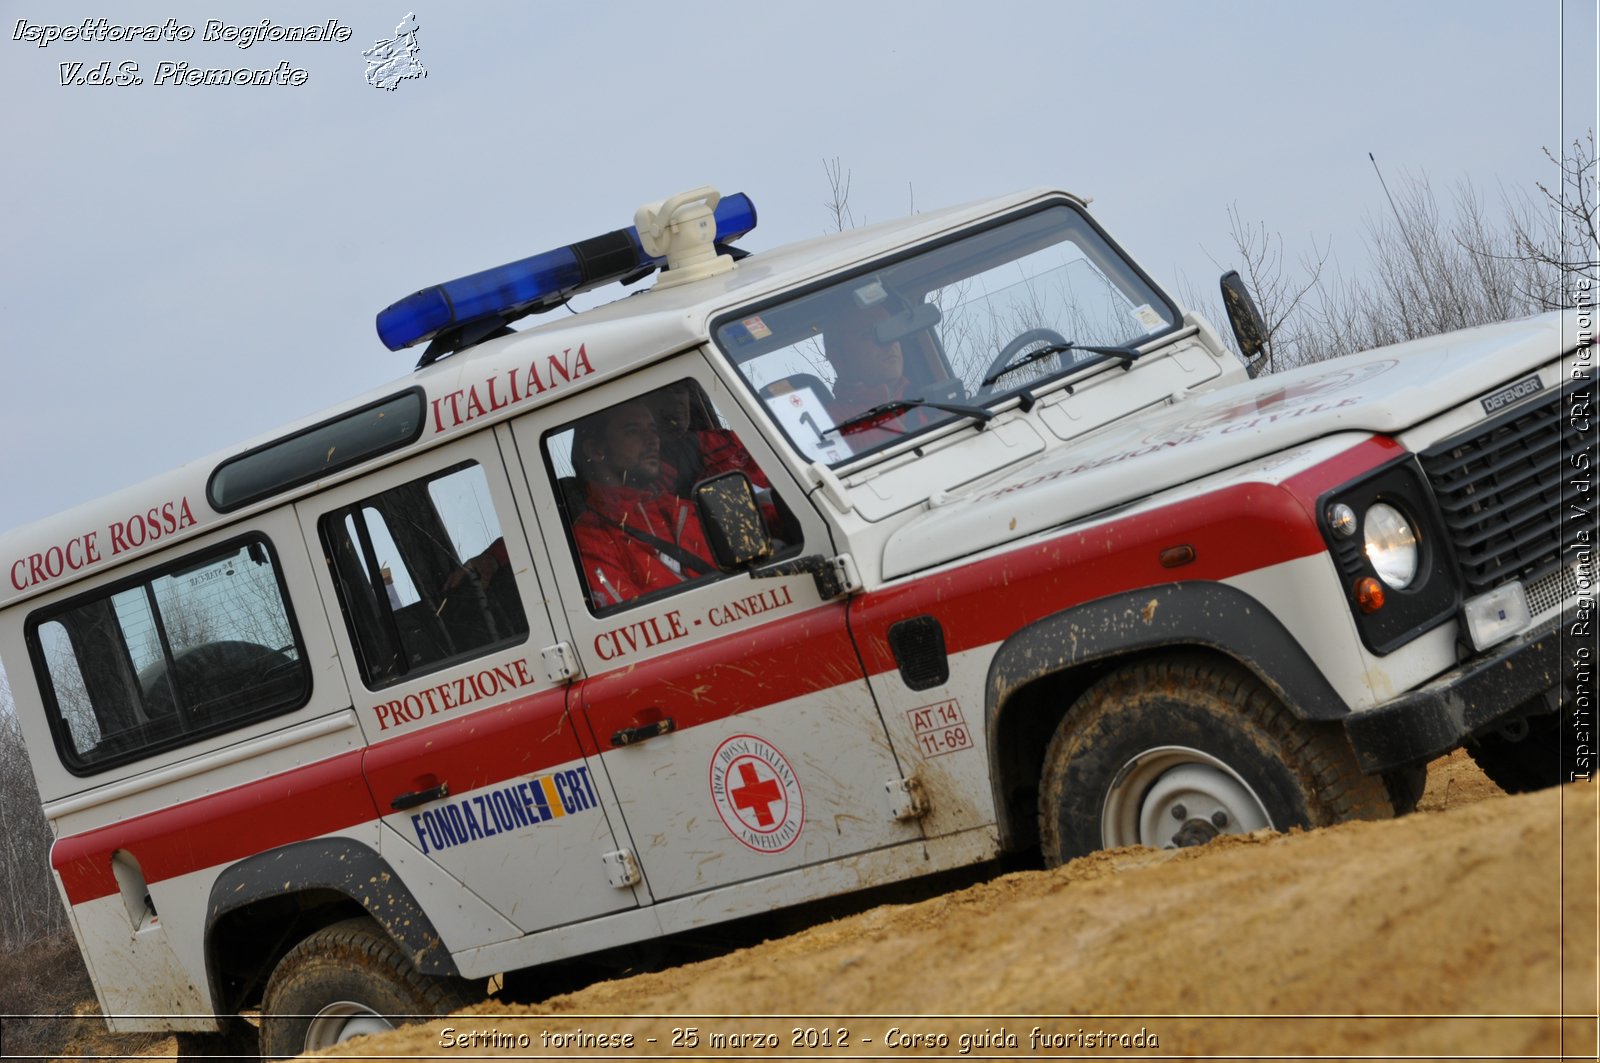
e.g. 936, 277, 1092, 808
201, 838, 459, 1014
983, 581, 1350, 852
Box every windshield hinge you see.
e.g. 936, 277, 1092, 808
753, 553, 860, 600
804, 462, 851, 513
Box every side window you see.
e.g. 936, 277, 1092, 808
543, 378, 797, 613
319, 461, 529, 687
29, 537, 310, 774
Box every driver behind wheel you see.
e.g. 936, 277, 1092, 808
822, 302, 912, 423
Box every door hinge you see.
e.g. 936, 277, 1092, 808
885, 776, 928, 821
831, 553, 863, 596
601, 848, 641, 888
540, 642, 583, 684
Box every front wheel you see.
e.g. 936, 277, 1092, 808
1038, 658, 1392, 864
260, 917, 478, 1060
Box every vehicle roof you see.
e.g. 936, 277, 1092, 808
0, 187, 1078, 610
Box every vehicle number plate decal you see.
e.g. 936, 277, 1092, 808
907, 699, 972, 758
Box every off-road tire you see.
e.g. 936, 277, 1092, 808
1467, 709, 1562, 794
260, 917, 478, 1060
1039, 657, 1392, 864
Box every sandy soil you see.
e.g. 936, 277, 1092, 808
56, 751, 1600, 1062
329, 750, 1596, 1061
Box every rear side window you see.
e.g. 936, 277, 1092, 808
318, 461, 530, 688
208, 388, 425, 513
29, 537, 310, 775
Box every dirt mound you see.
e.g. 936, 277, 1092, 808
34, 752, 1598, 1062
325, 750, 1596, 1061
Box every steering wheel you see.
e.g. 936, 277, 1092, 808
983, 328, 1071, 386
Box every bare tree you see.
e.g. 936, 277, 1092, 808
1470, 131, 1599, 310
1199, 136, 1595, 373
822, 156, 857, 234
0, 673, 68, 948
1191, 205, 1331, 373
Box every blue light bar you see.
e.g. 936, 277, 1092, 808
377, 193, 758, 353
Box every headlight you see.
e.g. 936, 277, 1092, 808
1318, 457, 1455, 656
1363, 502, 1418, 588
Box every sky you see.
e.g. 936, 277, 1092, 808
1, 0, 1595, 534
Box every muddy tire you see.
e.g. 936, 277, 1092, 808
1468, 709, 1562, 794
259, 917, 478, 1060
1038, 657, 1392, 864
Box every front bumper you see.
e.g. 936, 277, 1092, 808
1343, 608, 1576, 774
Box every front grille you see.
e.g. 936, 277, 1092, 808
1526, 562, 1582, 618
1420, 382, 1593, 598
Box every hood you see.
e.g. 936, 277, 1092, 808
881, 310, 1577, 579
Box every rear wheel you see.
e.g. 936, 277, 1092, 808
260, 918, 478, 1060
1039, 658, 1392, 864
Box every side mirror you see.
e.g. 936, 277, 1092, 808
1218, 270, 1270, 377
693, 472, 773, 572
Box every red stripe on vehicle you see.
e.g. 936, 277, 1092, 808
52, 748, 374, 904
850, 435, 1401, 671
361, 686, 578, 807
576, 603, 868, 743
54, 437, 1398, 906
1280, 434, 1405, 501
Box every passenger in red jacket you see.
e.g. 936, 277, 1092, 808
647, 380, 772, 497
569, 399, 717, 608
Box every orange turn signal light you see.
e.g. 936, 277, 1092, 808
1354, 576, 1386, 613
1159, 544, 1196, 568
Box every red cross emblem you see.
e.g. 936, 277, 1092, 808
730, 760, 783, 827
710, 734, 805, 853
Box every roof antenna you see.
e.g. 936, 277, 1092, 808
1369, 151, 1431, 287
1368, 152, 1406, 231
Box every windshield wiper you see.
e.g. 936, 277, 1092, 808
831, 397, 994, 437
981, 341, 1146, 388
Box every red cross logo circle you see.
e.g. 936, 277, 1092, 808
709, 734, 805, 853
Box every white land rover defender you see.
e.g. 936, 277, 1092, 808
0, 186, 1588, 1057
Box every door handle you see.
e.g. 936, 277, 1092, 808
611, 717, 677, 747
390, 781, 449, 811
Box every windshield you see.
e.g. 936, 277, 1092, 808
713, 203, 1179, 465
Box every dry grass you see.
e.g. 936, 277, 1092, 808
0, 931, 165, 1061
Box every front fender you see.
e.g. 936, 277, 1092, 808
983, 581, 1350, 849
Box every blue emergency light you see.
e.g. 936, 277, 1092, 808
377, 193, 758, 363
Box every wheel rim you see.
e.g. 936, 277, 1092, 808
303, 1001, 395, 1051
1102, 745, 1272, 848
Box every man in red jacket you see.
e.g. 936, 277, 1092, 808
824, 303, 911, 421
570, 399, 717, 608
